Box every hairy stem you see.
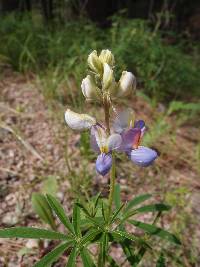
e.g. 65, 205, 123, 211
103, 94, 116, 217
108, 152, 116, 216
103, 94, 110, 135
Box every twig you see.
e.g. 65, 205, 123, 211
0, 123, 44, 162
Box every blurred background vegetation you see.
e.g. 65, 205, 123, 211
0, 0, 200, 266
0, 0, 200, 102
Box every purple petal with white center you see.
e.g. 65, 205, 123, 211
96, 153, 112, 176
118, 128, 141, 152
129, 146, 158, 167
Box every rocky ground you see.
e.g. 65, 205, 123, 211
0, 71, 200, 266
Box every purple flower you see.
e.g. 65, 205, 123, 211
114, 109, 158, 167
90, 125, 122, 176
128, 146, 158, 167
96, 153, 112, 176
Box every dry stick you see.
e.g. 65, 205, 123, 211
0, 123, 44, 162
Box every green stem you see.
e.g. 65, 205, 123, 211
108, 152, 116, 217
103, 94, 116, 217
103, 94, 110, 135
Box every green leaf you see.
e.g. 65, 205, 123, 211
0, 227, 68, 240
93, 192, 101, 209
80, 248, 96, 267
85, 216, 105, 230
156, 252, 166, 267
135, 204, 171, 214
98, 233, 108, 267
33, 241, 72, 267
101, 201, 109, 223
111, 230, 151, 249
42, 176, 58, 196
130, 246, 146, 267
79, 229, 102, 247
73, 203, 81, 237
129, 220, 181, 245
120, 241, 139, 266
124, 194, 152, 213
110, 203, 125, 223
114, 183, 121, 209
46, 194, 74, 234
32, 193, 56, 230
66, 247, 77, 267
76, 202, 91, 217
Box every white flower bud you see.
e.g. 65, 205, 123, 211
65, 109, 96, 131
81, 75, 100, 100
102, 63, 114, 90
87, 50, 102, 74
118, 71, 136, 96
99, 49, 115, 66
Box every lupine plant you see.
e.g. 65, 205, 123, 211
0, 50, 181, 266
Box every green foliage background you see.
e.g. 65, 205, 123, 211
0, 12, 199, 102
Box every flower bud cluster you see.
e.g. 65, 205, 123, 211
81, 49, 136, 101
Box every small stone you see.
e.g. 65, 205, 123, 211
26, 239, 38, 249
2, 212, 18, 225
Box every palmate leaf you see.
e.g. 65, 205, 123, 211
124, 194, 152, 213
0, 227, 68, 240
110, 203, 125, 223
135, 204, 171, 213
118, 237, 147, 266
32, 193, 56, 230
76, 202, 91, 217
124, 203, 171, 220
98, 232, 108, 267
80, 247, 96, 267
66, 246, 77, 267
79, 229, 102, 247
156, 252, 166, 267
72, 203, 81, 237
84, 216, 104, 230
129, 220, 181, 245
33, 241, 72, 267
111, 230, 151, 249
93, 192, 101, 209
46, 194, 74, 234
